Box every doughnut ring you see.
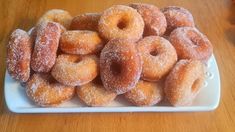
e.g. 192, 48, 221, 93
137, 36, 177, 81
98, 5, 144, 41
26, 73, 75, 107
51, 54, 99, 86
100, 39, 142, 94
76, 77, 117, 106
7, 29, 32, 82
169, 27, 213, 62
164, 59, 205, 106
124, 80, 164, 106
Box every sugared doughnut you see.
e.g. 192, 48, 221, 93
164, 59, 205, 106
124, 80, 164, 106
60, 30, 104, 55
51, 54, 99, 86
98, 5, 144, 41
76, 77, 117, 106
100, 39, 142, 94
161, 6, 195, 34
31, 21, 61, 72
137, 36, 177, 81
70, 13, 101, 31
37, 9, 72, 29
129, 3, 167, 36
169, 27, 213, 62
26, 73, 75, 107
7, 29, 32, 82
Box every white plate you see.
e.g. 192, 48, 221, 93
4, 55, 220, 113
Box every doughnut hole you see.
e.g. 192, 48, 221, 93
192, 79, 199, 92
117, 17, 129, 30
149, 49, 158, 56
191, 78, 203, 92
190, 37, 199, 47
187, 30, 202, 47
110, 61, 122, 75
73, 58, 81, 63
149, 44, 159, 56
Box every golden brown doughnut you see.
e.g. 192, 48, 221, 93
124, 80, 164, 106
100, 39, 142, 94
137, 36, 177, 81
129, 3, 167, 36
161, 6, 195, 34
98, 5, 144, 41
37, 9, 72, 29
51, 54, 99, 86
76, 77, 117, 106
164, 59, 205, 106
60, 30, 104, 55
7, 29, 32, 82
26, 73, 75, 107
169, 27, 213, 62
31, 21, 61, 72
70, 13, 101, 31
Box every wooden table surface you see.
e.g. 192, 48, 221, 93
0, 0, 235, 131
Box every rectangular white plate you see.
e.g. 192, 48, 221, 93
4, 55, 220, 113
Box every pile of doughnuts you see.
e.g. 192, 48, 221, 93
6, 3, 213, 107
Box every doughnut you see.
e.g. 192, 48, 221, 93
161, 6, 195, 34
37, 9, 72, 29
129, 3, 167, 36
31, 21, 61, 72
26, 73, 75, 107
60, 30, 104, 55
70, 13, 101, 31
98, 5, 144, 41
164, 59, 205, 106
6, 29, 32, 82
100, 39, 142, 94
76, 77, 117, 106
137, 36, 177, 81
51, 54, 99, 86
169, 27, 213, 62
124, 80, 164, 106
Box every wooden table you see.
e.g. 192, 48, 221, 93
0, 0, 235, 131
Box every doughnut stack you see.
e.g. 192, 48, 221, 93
6, 3, 213, 107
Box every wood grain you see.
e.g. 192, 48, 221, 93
0, 0, 235, 131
